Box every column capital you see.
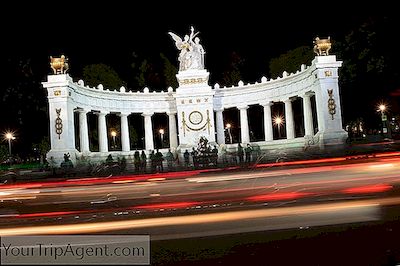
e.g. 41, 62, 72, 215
237, 105, 249, 110
119, 112, 130, 117
97, 110, 108, 116
76, 108, 88, 114
261, 102, 273, 107
283, 98, 293, 104
215, 108, 224, 112
301, 91, 314, 98
142, 111, 154, 117
166, 111, 177, 116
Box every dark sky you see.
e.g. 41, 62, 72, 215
2, 4, 373, 87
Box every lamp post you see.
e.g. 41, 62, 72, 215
273, 115, 284, 139
226, 123, 233, 144
159, 129, 164, 148
377, 103, 390, 138
111, 130, 117, 149
4, 132, 15, 161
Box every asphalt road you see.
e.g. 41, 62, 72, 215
0, 153, 399, 238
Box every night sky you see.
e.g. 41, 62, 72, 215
2, 4, 369, 82
1, 4, 397, 155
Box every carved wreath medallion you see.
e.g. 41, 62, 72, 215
189, 111, 203, 125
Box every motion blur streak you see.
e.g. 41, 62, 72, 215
246, 192, 314, 201
16, 211, 80, 218
342, 184, 393, 194
134, 201, 200, 209
1, 152, 399, 190
254, 151, 400, 168
1, 197, 400, 236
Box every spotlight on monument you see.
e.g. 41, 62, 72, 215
225, 123, 233, 144
111, 130, 117, 148
273, 115, 284, 138
159, 129, 165, 148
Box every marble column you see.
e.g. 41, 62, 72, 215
314, 90, 324, 132
302, 94, 314, 136
215, 109, 225, 145
262, 102, 274, 141
78, 109, 90, 153
97, 111, 108, 152
142, 112, 154, 151
167, 112, 178, 149
120, 113, 130, 152
239, 106, 250, 143
284, 99, 295, 139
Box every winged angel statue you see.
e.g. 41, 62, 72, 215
168, 26, 205, 71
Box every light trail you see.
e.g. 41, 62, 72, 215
1, 151, 399, 190
1, 197, 399, 236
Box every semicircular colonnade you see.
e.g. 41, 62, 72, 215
43, 33, 347, 166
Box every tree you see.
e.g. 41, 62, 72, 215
220, 52, 245, 87
336, 16, 400, 127
82, 64, 125, 90
0, 145, 8, 162
160, 53, 178, 88
1, 56, 48, 156
135, 59, 149, 88
130, 52, 176, 90
32, 137, 50, 164
269, 46, 314, 78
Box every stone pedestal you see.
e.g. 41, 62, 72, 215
313, 55, 348, 146
175, 69, 215, 151
42, 74, 78, 166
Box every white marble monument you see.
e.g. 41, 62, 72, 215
43, 33, 347, 166
169, 27, 215, 151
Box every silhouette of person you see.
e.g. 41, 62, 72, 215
184, 149, 190, 168
237, 143, 244, 163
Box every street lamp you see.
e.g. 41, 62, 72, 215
159, 129, 164, 148
225, 123, 233, 144
377, 103, 390, 137
4, 132, 16, 159
111, 130, 117, 148
378, 104, 386, 113
273, 115, 284, 139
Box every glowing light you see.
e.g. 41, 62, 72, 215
4, 132, 16, 141
376, 102, 388, 113
226, 123, 231, 129
342, 184, 392, 194
368, 163, 395, 169
111, 131, 117, 137
273, 116, 283, 125
247, 192, 314, 202
159, 129, 164, 134
0, 200, 387, 236
3, 131, 16, 157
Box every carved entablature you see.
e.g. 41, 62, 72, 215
50, 55, 69, 74
179, 77, 208, 86
313, 37, 331, 56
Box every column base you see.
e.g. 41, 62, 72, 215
316, 130, 348, 148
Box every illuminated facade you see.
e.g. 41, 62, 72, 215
43, 33, 347, 165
